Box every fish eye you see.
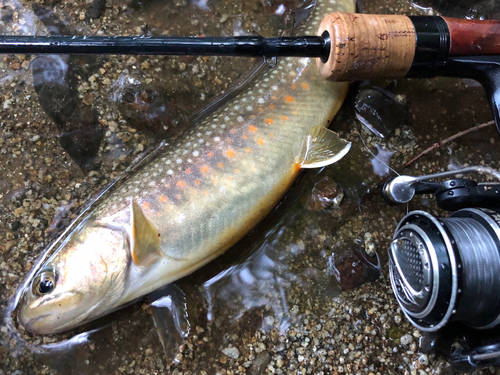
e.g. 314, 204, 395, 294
32, 268, 57, 296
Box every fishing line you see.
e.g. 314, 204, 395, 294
357, 128, 400, 177
357, 128, 410, 213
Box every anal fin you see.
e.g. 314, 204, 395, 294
298, 126, 351, 169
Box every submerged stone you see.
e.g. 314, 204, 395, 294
355, 87, 407, 138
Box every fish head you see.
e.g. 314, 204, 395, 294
17, 218, 129, 335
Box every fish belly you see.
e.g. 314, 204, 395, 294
97, 0, 355, 303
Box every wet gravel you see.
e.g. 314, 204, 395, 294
2, 0, 500, 374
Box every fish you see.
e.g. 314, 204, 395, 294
16, 0, 355, 335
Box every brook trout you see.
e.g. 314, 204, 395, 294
17, 0, 355, 334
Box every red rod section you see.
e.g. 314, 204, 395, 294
443, 17, 500, 56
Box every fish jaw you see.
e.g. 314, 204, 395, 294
18, 290, 85, 335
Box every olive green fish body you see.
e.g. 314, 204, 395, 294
18, 0, 355, 334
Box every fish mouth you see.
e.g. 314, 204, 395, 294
19, 313, 51, 334
17, 290, 85, 335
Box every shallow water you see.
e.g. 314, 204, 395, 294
1, 0, 500, 374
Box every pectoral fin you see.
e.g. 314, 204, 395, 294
130, 200, 162, 267
298, 126, 351, 169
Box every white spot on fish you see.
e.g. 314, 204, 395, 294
176, 159, 182, 164
198, 139, 204, 144
149, 181, 156, 187
214, 137, 221, 142
246, 106, 253, 111
193, 150, 199, 157
224, 116, 230, 121
237, 116, 244, 122
258, 98, 265, 104
167, 169, 173, 175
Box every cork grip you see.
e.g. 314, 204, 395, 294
317, 12, 417, 81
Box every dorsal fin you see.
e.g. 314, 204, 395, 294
298, 126, 351, 169
130, 200, 162, 267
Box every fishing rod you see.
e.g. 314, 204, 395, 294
2, 12, 500, 132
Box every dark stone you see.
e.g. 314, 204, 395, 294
116, 83, 181, 135
32, 56, 78, 124
355, 86, 406, 138
1, 6, 14, 22
250, 352, 271, 375
58, 106, 103, 173
327, 243, 381, 291
8, 221, 21, 231
32, 3, 71, 35
86, 0, 106, 19
302, 176, 343, 211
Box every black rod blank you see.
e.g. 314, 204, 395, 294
0, 35, 329, 58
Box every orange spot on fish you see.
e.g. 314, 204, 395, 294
226, 149, 235, 158
159, 195, 167, 202
177, 180, 185, 188
195, 179, 201, 185
226, 138, 232, 143
269, 133, 274, 137
204, 190, 209, 196
218, 162, 224, 168
251, 166, 257, 172
231, 129, 237, 134
245, 147, 252, 153
176, 194, 181, 199
301, 83, 309, 89
212, 178, 218, 184
258, 107, 263, 112
264, 118, 273, 125
272, 96, 277, 100
200, 165, 209, 173
249, 125, 257, 132
242, 134, 248, 140
185, 168, 192, 174
291, 84, 296, 90
293, 111, 298, 115
142, 201, 150, 209
208, 151, 214, 158
281, 115, 288, 121
227, 176, 233, 182
257, 138, 264, 146
234, 169, 240, 173
268, 104, 276, 110
294, 163, 301, 172
250, 115, 256, 119
285, 95, 294, 103
166, 183, 171, 188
